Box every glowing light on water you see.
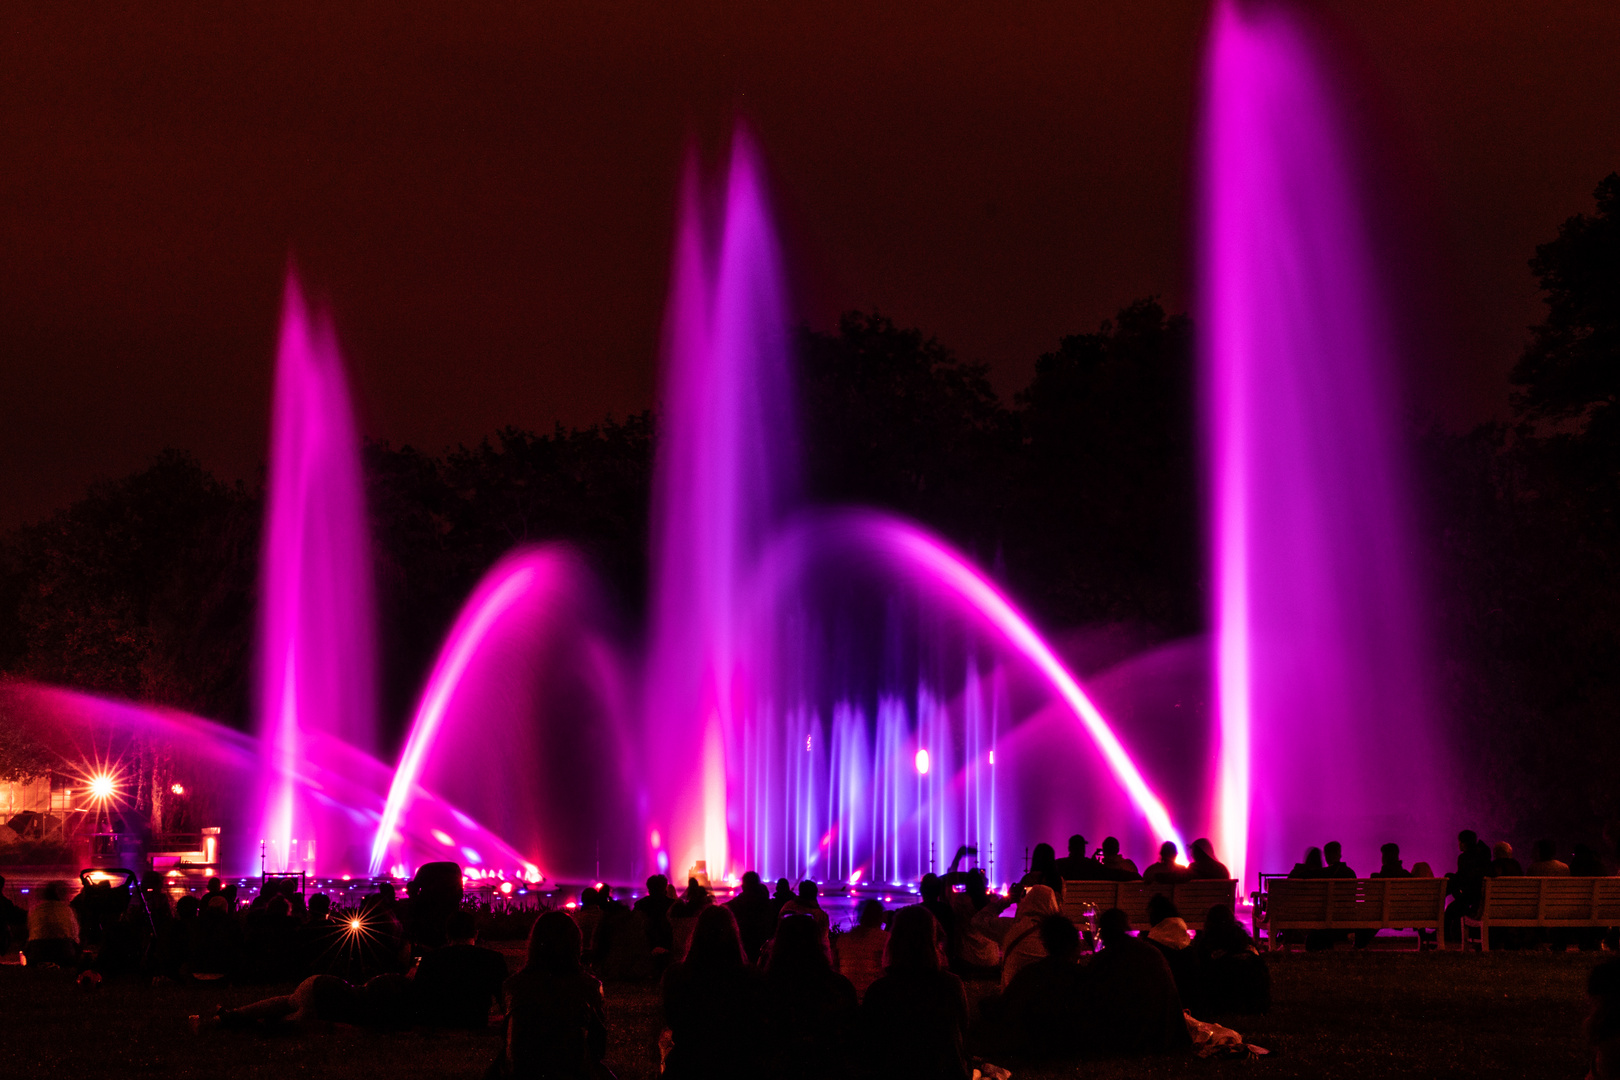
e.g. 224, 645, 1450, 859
756, 510, 1186, 853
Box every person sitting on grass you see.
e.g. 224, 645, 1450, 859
668, 878, 712, 960
168, 896, 200, 976
770, 877, 795, 919
997, 913, 1091, 1060
834, 899, 889, 1002
496, 910, 609, 1079
25, 880, 80, 969
1089, 907, 1190, 1055
1146, 894, 1191, 950
414, 909, 508, 1029
661, 905, 767, 1078
947, 867, 1004, 976
194, 972, 414, 1033
780, 879, 831, 949
1144, 894, 1199, 1011
999, 883, 1058, 989
197, 974, 362, 1031
763, 912, 859, 1079
860, 905, 971, 1080
724, 871, 773, 962
1587, 957, 1620, 1080
632, 874, 675, 954
574, 887, 603, 953
0, 874, 28, 953
296, 893, 337, 975
1193, 905, 1269, 1016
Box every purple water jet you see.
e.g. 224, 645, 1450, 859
1201, 0, 1448, 888
257, 275, 378, 875
644, 133, 798, 882
739, 509, 1187, 882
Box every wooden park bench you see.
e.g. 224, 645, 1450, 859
1060, 878, 1237, 932
1461, 876, 1620, 951
1252, 877, 1447, 951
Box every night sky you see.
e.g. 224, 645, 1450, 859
3, 2, 1617, 530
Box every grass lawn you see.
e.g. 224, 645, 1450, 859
0, 950, 1603, 1079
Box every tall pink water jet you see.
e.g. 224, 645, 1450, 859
646, 133, 797, 881
257, 274, 377, 874
1201, 0, 1447, 888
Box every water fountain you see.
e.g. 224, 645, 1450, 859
9, 3, 1452, 894
257, 275, 378, 876
368, 133, 1187, 887
1201, 0, 1448, 887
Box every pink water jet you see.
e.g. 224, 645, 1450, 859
257, 274, 377, 875
644, 132, 797, 882
369, 546, 636, 880
1201, 0, 1448, 889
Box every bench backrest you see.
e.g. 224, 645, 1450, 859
1262, 877, 1446, 928
1059, 879, 1236, 930
1176, 880, 1240, 922
1481, 876, 1620, 923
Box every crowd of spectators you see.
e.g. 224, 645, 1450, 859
3, 824, 1617, 1076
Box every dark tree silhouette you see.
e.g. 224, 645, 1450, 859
795, 311, 1015, 555
0, 450, 257, 721
1009, 298, 1199, 631
1511, 172, 1620, 441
